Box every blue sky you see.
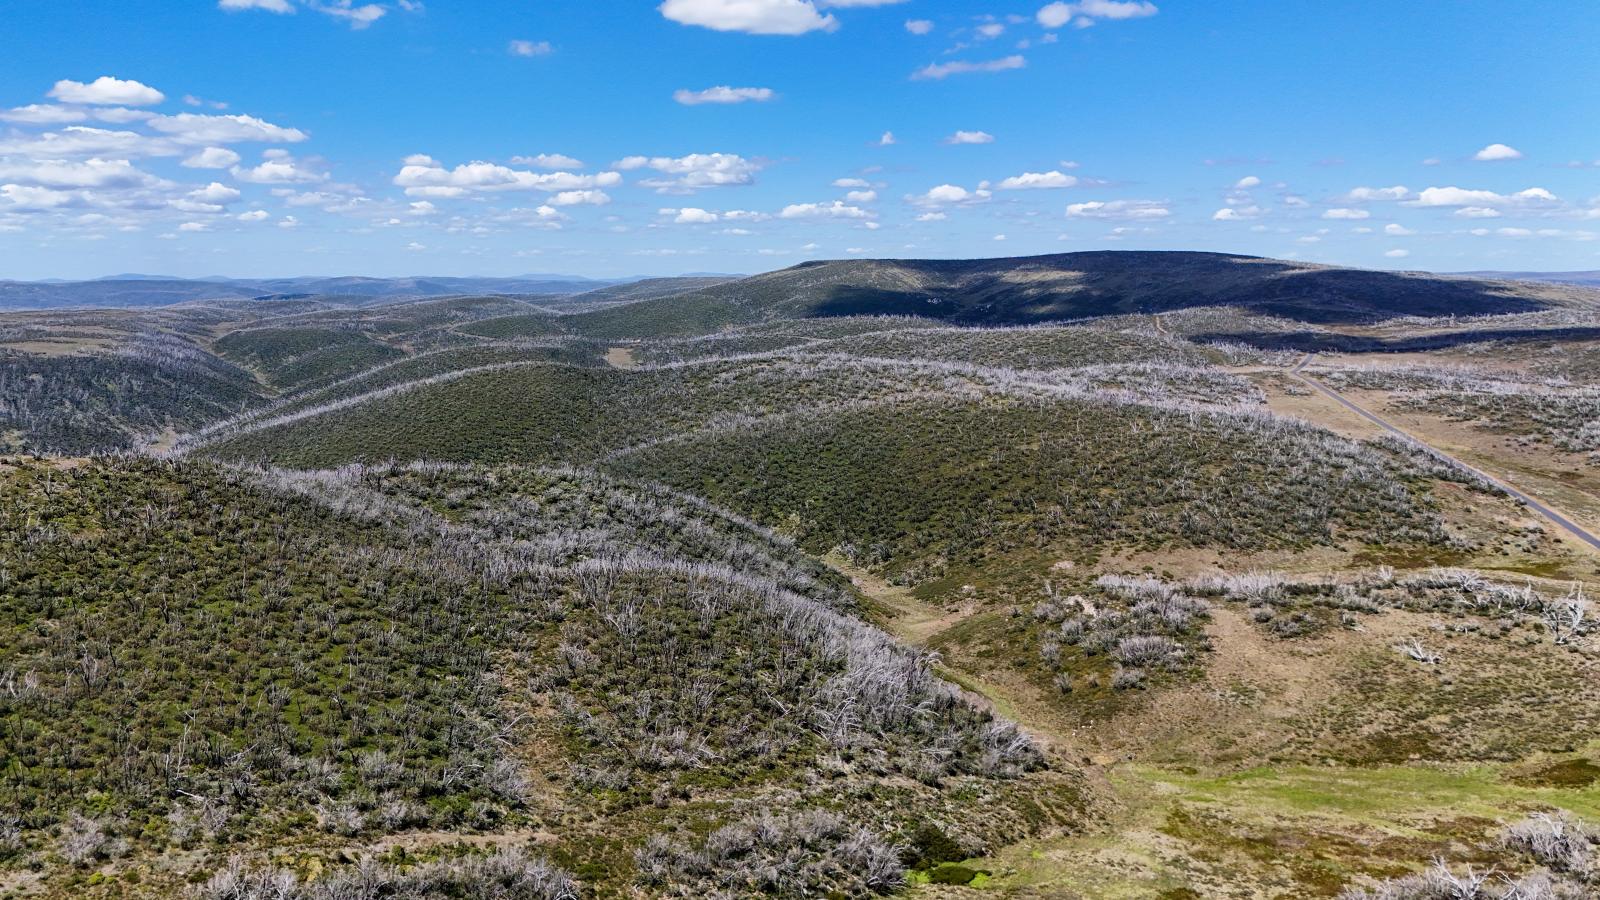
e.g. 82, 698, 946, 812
1, 0, 1597, 279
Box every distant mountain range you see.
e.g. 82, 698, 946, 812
1462, 271, 1600, 288
6, 255, 1599, 318
0, 274, 631, 310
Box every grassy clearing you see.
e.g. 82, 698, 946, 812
951, 760, 1600, 898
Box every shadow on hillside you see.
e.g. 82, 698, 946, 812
803, 252, 1560, 326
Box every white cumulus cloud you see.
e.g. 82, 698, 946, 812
1409, 185, 1557, 208
511, 153, 585, 169
914, 183, 991, 205
49, 76, 165, 106
1038, 0, 1158, 29
615, 152, 763, 192
780, 200, 874, 219
659, 0, 838, 35
183, 147, 242, 169
1342, 185, 1409, 202
219, 0, 294, 11
0, 104, 88, 125
998, 171, 1078, 190
1473, 143, 1523, 161
232, 150, 328, 184
672, 207, 720, 224
148, 113, 309, 145
394, 157, 622, 197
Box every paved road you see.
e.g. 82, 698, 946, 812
1290, 354, 1600, 554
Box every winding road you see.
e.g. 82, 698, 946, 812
1290, 354, 1600, 554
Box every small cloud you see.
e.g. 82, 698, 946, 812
673, 86, 777, 105
509, 40, 553, 57
671, 207, 720, 224
1342, 185, 1409, 202
1066, 199, 1170, 220
219, 0, 294, 12
913, 55, 1025, 80
1234, 175, 1261, 189
510, 153, 585, 169
1038, 0, 1159, 29
182, 147, 241, 169
780, 200, 875, 220
1385, 249, 1411, 258
944, 130, 995, 145
1384, 223, 1415, 236
997, 171, 1077, 190
914, 183, 992, 205
1213, 206, 1265, 221
48, 76, 165, 106
1322, 208, 1370, 220
1473, 143, 1523, 161
905, 18, 933, 34
659, 0, 838, 35
878, 131, 897, 146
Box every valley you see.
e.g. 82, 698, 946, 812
3, 252, 1599, 898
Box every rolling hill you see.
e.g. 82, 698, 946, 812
566, 251, 1600, 338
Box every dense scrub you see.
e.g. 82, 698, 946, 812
0, 334, 263, 454
634, 321, 1208, 371
197, 355, 1030, 467
179, 341, 604, 454
214, 326, 407, 390
611, 397, 1471, 583
0, 458, 1059, 895
0, 459, 521, 857
455, 313, 565, 339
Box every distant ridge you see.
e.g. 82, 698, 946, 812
1461, 271, 1600, 288
565, 251, 1600, 338
0, 274, 628, 310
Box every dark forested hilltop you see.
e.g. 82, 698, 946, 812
565, 251, 1600, 337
